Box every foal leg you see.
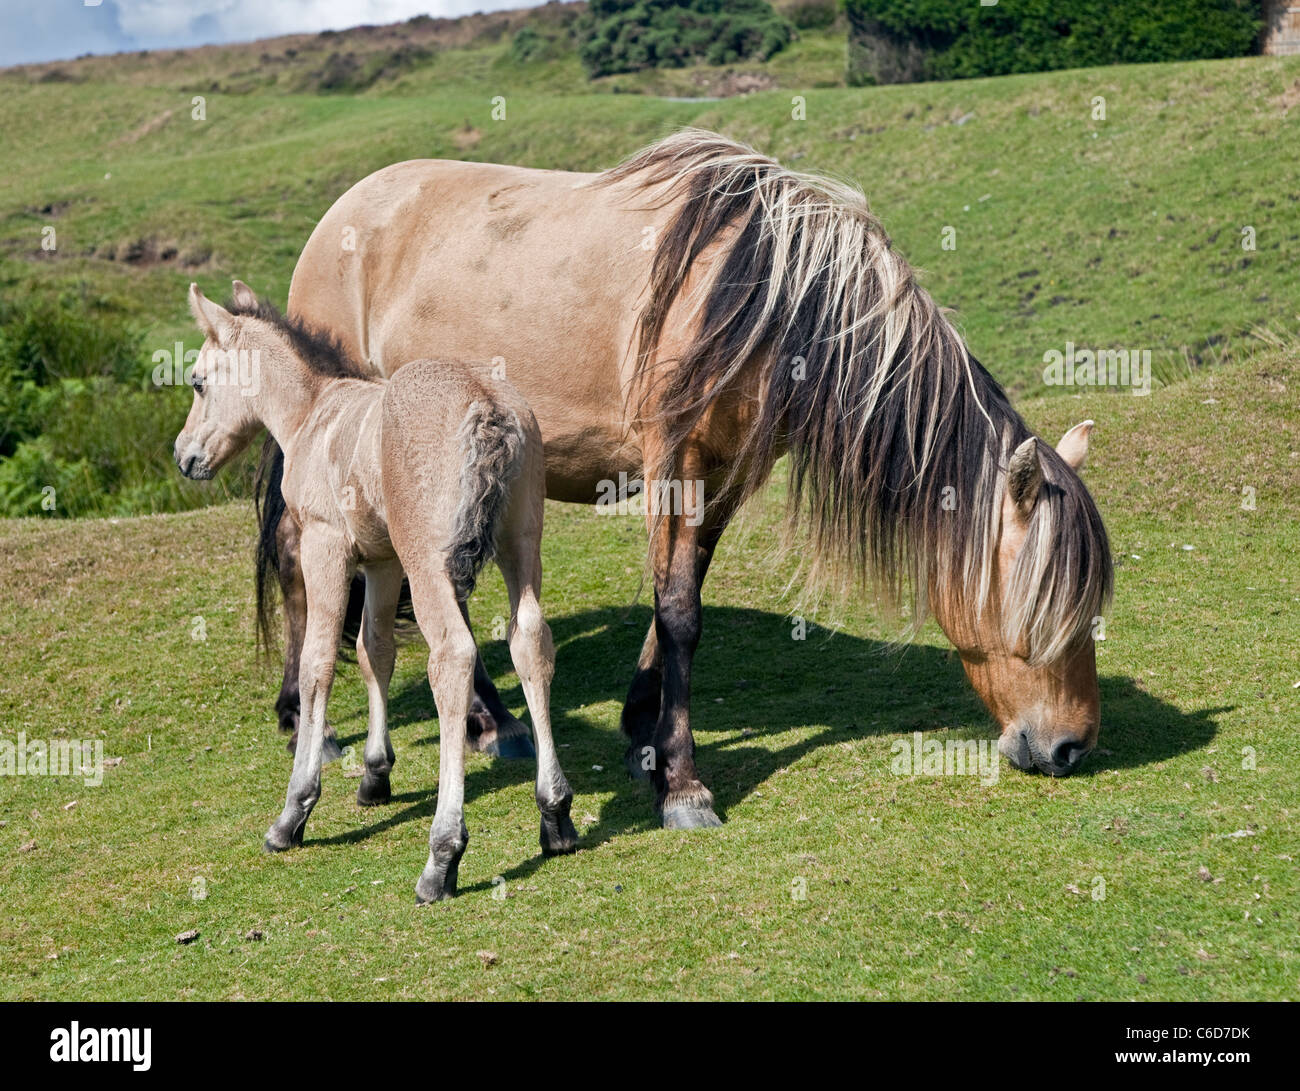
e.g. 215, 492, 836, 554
462, 601, 537, 761
276, 512, 342, 762
356, 559, 403, 807
265, 527, 353, 852
410, 576, 478, 903
497, 524, 577, 857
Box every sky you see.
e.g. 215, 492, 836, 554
0, 0, 541, 67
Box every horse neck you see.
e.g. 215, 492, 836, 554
246, 351, 326, 457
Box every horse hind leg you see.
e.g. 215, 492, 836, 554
355, 559, 402, 807
275, 511, 343, 763
496, 518, 577, 857
410, 576, 477, 903
462, 601, 537, 760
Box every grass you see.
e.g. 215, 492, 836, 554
0, 346, 1296, 1000
1, 10, 1298, 1000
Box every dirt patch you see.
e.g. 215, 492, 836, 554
1272, 78, 1300, 112
452, 123, 482, 150
111, 109, 174, 146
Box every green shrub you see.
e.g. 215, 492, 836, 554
844, 0, 1263, 85
578, 0, 795, 78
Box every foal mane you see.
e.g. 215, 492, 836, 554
225, 294, 375, 382
597, 129, 1112, 665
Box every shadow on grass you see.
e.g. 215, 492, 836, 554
312, 605, 1223, 883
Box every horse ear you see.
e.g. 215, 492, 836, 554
1056, 419, 1094, 471
189, 283, 233, 343
231, 280, 257, 310
1007, 437, 1043, 517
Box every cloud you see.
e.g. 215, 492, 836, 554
0, 0, 535, 68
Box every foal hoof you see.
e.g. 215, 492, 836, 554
357, 771, 391, 807
414, 866, 459, 904
539, 810, 579, 857
263, 826, 303, 853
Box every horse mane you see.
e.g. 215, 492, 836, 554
596, 128, 1112, 665
225, 293, 375, 382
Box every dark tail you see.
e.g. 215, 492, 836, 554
255, 435, 416, 660
445, 401, 527, 601
253, 437, 284, 655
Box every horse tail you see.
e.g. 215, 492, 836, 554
253, 436, 285, 655
445, 399, 527, 601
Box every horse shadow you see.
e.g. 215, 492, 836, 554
315, 605, 1225, 885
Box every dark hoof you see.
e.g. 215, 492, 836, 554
414, 864, 460, 904
320, 733, 343, 765
277, 706, 298, 736
357, 771, 391, 807
263, 828, 302, 853
539, 808, 579, 857
624, 742, 655, 781
481, 727, 536, 760
660, 803, 724, 830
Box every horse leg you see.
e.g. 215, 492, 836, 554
356, 559, 402, 807
265, 527, 352, 851
496, 508, 577, 857
411, 576, 477, 903
461, 601, 537, 760
639, 447, 733, 828
623, 517, 728, 783
276, 512, 341, 762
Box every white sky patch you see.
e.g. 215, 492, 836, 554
0, 0, 538, 67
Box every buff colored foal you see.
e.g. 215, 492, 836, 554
173, 280, 577, 901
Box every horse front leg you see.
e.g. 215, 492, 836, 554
623, 514, 728, 785
642, 455, 730, 828
264, 527, 353, 852
356, 559, 403, 807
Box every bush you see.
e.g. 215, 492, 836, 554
843, 0, 1263, 85
578, 0, 795, 77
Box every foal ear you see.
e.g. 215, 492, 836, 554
230, 279, 258, 310
1055, 419, 1094, 471
1007, 437, 1043, 517
189, 283, 233, 343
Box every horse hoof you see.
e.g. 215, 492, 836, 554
414, 872, 456, 904
624, 743, 654, 780
357, 772, 391, 807
477, 725, 536, 760
539, 813, 579, 857
320, 734, 343, 765
263, 832, 297, 853
660, 803, 724, 830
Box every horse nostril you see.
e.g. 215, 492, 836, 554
1050, 739, 1090, 772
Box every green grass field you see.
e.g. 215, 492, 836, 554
0, 17, 1298, 1000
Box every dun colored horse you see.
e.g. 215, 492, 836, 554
174, 281, 577, 901
263, 129, 1112, 829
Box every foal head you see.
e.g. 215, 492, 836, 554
173, 281, 268, 480
931, 421, 1110, 777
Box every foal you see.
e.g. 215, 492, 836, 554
173, 281, 577, 901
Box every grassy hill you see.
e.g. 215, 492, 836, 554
0, 15, 1298, 515
0, 344, 1295, 1000
1, 7, 1298, 1001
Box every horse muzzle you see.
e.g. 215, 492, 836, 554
999, 726, 1093, 777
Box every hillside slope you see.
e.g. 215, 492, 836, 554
0, 347, 1295, 1000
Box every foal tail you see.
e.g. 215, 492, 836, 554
445, 400, 527, 601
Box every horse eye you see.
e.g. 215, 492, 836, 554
192, 375, 205, 395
